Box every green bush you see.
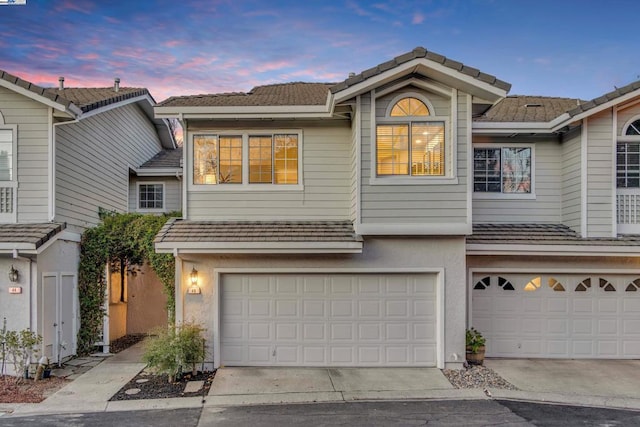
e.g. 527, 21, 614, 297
1, 324, 42, 382
143, 322, 206, 383
465, 327, 486, 354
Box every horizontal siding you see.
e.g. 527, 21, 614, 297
361, 87, 468, 225
187, 125, 352, 220
561, 129, 582, 232
55, 103, 163, 231
0, 87, 49, 223
586, 110, 614, 237
616, 102, 640, 136
129, 176, 182, 213
473, 138, 563, 224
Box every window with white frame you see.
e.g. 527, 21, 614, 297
0, 129, 13, 181
376, 97, 445, 177
474, 146, 532, 194
617, 118, 640, 188
193, 132, 299, 186
138, 183, 164, 210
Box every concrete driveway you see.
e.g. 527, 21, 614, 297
207, 367, 482, 405
485, 359, 640, 400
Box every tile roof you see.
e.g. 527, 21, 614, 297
330, 46, 511, 94
44, 87, 150, 112
566, 78, 640, 118
468, 223, 640, 246
0, 69, 75, 110
474, 96, 584, 122
155, 219, 361, 243
139, 147, 183, 169
0, 223, 65, 248
158, 82, 333, 108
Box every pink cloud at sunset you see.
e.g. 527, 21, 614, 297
0, 1, 637, 102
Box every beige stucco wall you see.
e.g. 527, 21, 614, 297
176, 237, 467, 369
126, 264, 168, 334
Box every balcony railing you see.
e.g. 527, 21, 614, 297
617, 189, 640, 233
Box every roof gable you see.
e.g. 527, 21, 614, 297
330, 47, 511, 103
44, 87, 152, 113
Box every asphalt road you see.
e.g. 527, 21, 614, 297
1, 400, 639, 426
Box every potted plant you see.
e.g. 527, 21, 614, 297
466, 327, 486, 366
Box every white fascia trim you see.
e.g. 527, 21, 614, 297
0, 78, 79, 116
466, 243, 640, 256
333, 58, 507, 104
155, 105, 332, 119
79, 94, 153, 120
134, 168, 183, 177
472, 122, 552, 133
0, 242, 36, 250
552, 88, 640, 131
357, 223, 471, 235
155, 241, 363, 253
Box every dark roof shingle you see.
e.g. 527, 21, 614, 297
155, 219, 361, 243
475, 96, 584, 122
0, 223, 65, 248
139, 147, 183, 169
44, 87, 150, 112
567, 79, 640, 118
158, 82, 333, 108
468, 223, 640, 246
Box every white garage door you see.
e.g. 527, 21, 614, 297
220, 273, 437, 366
472, 273, 640, 358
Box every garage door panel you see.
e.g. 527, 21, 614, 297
221, 273, 437, 366
473, 273, 640, 359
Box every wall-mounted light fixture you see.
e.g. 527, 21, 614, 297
187, 266, 201, 294
8, 265, 18, 283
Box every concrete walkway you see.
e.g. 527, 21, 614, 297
3, 346, 640, 417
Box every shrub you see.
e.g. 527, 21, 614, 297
1, 326, 42, 382
143, 322, 206, 383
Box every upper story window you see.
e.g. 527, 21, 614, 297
0, 129, 13, 181
376, 97, 445, 177
474, 146, 532, 194
617, 118, 640, 188
138, 183, 164, 210
193, 132, 300, 188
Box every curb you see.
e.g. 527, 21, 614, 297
487, 389, 640, 411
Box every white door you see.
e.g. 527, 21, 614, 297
42, 273, 78, 363
472, 273, 640, 358
220, 273, 437, 367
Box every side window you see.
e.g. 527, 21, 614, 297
0, 129, 13, 181
138, 183, 164, 211
617, 119, 640, 188
474, 146, 532, 194
376, 97, 445, 177
193, 135, 242, 185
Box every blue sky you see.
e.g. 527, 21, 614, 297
0, 0, 638, 102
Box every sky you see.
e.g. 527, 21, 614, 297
0, 0, 639, 102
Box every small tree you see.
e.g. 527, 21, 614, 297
4, 329, 42, 382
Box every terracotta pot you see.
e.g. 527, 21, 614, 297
466, 346, 486, 366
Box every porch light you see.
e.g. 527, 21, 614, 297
8, 265, 18, 283
187, 267, 201, 294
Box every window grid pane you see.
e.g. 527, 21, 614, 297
411, 122, 444, 176
219, 136, 243, 184
139, 184, 163, 209
193, 135, 218, 184
274, 134, 298, 184
617, 142, 640, 188
377, 124, 409, 175
626, 119, 640, 136
473, 148, 501, 192
249, 136, 274, 183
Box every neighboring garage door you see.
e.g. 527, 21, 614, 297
472, 273, 640, 358
220, 273, 437, 366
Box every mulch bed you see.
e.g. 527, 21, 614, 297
109, 370, 216, 401
0, 375, 69, 403
109, 334, 147, 353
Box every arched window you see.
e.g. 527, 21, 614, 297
376, 96, 445, 177
617, 117, 640, 188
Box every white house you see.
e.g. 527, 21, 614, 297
154, 47, 640, 369
0, 70, 176, 368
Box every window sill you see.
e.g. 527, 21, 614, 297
473, 192, 537, 200
136, 208, 167, 213
189, 184, 304, 192
368, 176, 458, 186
